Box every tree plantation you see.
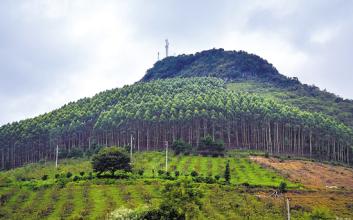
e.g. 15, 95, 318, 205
0, 77, 352, 169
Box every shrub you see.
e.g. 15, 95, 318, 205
191, 171, 199, 177
73, 176, 80, 181
307, 207, 334, 220
41, 175, 48, 181
198, 135, 225, 156
224, 160, 230, 183
79, 171, 85, 177
54, 174, 60, 179
174, 171, 180, 177
88, 172, 93, 180
278, 182, 287, 193
214, 175, 220, 181
171, 139, 193, 155
157, 170, 165, 176
264, 152, 269, 158
66, 172, 72, 178
138, 169, 144, 176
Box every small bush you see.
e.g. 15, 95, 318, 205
214, 175, 220, 181
278, 182, 287, 193
73, 176, 80, 181
79, 171, 85, 177
191, 171, 199, 177
88, 172, 93, 180
174, 171, 180, 177
66, 172, 72, 178
138, 169, 144, 176
264, 152, 269, 158
54, 174, 60, 179
41, 175, 48, 181
307, 207, 334, 220
157, 170, 165, 176
242, 182, 250, 188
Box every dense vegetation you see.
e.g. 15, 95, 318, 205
143, 49, 353, 128
0, 77, 352, 169
1, 49, 353, 170
1, 151, 352, 219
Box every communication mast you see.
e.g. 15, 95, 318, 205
165, 39, 169, 57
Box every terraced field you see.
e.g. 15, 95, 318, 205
133, 152, 297, 187
3, 151, 353, 219
0, 179, 293, 220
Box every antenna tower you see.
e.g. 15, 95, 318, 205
165, 39, 169, 57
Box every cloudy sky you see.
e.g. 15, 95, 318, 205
1, 0, 353, 125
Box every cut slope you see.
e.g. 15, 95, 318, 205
250, 156, 353, 190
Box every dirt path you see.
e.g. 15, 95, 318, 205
250, 156, 353, 190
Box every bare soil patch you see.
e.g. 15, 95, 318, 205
250, 156, 353, 190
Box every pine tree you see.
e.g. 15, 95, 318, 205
224, 160, 231, 183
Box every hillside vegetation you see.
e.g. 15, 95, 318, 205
0, 78, 352, 170
1, 151, 352, 219
143, 49, 353, 128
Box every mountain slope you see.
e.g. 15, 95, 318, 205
143, 48, 353, 128
0, 49, 352, 170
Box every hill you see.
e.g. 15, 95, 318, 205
143, 49, 353, 128
0, 77, 352, 170
0, 49, 352, 170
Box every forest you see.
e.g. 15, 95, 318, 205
0, 77, 352, 169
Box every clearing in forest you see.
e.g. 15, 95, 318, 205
250, 156, 353, 190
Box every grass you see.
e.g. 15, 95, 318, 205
133, 151, 296, 187
0, 150, 352, 219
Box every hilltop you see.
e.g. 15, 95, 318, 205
0, 49, 352, 170
0, 48, 353, 219
143, 49, 353, 128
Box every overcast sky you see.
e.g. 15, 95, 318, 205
1, 0, 353, 125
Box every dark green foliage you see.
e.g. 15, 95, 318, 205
41, 175, 48, 181
54, 174, 60, 179
59, 148, 84, 159
198, 135, 225, 156
138, 169, 144, 176
66, 172, 72, 178
157, 170, 165, 176
278, 182, 287, 193
1, 49, 353, 170
142, 49, 281, 83
91, 147, 131, 176
73, 176, 79, 181
224, 160, 230, 183
214, 175, 220, 181
79, 171, 85, 177
191, 171, 199, 177
141, 179, 203, 219
174, 171, 180, 177
171, 139, 192, 155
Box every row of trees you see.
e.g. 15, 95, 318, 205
0, 78, 352, 169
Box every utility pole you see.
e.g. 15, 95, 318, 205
165, 39, 169, 57
55, 145, 59, 169
165, 141, 168, 172
130, 134, 133, 163
286, 197, 291, 220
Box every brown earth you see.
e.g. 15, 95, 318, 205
250, 156, 353, 190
